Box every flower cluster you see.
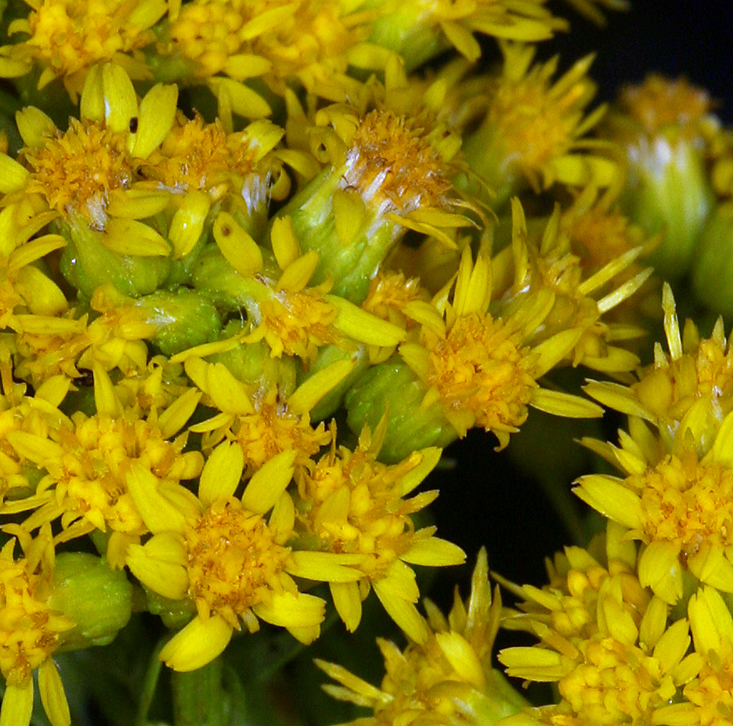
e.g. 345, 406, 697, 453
1, 1, 732, 725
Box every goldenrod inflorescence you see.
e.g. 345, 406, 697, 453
0, 2, 732, 725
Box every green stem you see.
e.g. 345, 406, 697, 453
171, 657, 231, 726
134, 640, 166, 726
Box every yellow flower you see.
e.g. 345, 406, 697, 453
585, 283, 733, 453
141, 113, 287, 204
0, 346, 68, 510
317, 549, 529, 725
7, 364, 202, 560
0, 531, 74, 726
0, 63, 181, 296
180, 354, 351, 470
126, 445, 326, 670
575, 397, 733, 604
158, 0, 377, 103
6, 63, 177, 226
9, 297, 151, 389
615, 74, 718, 141
0, 201, 68, 332
498, 523, 703, 726
401, 211, 610, 448
293, 418, 465, 642
362, 270, 443, 337
0, 0, 166, 99
670, 586, 733, 726
495, 199, 653, 375
460, 42, 617, 206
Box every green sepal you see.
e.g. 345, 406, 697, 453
273, 166, 399, 303
135, 288, 224, 355
60, 220, 171, 298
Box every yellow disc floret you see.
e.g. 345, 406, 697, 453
186, 497, 292, 629
23, 120, 133, 227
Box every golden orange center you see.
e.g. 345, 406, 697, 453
24, 119, 132, 227
629, 455, 733, 556
186, 498, 290, 625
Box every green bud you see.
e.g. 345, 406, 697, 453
274, 167, 400, 304
691, 204, 733, 317
60, 218, 171, 298
135, 288, 223, 356
49, 553, 133, 651
620, 134, 713, 280
345, 358, 456, 463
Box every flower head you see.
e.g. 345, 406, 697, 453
317, 548, 528, 726
0, 0, 165, 98
498, 523, 703, 726
585, 283, 733, 453
126, 445, 326, 669
293, 417, 465, 641
365, 0, 565, 71
460, 42, 616, 205
181, 355, 353, 471
7, 364, 202, 563
0, 531, 74, 726
159, 0, 376, 103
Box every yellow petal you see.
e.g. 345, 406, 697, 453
160, 614, 233, 672
104, 219, 171, 257
573, 475, 643, 530
638, 542, 683, 605
126, 538, 189, 600
401, 536, 466, 567
240, 450, 296, 514
198, 441, 244, 507
435, 631, 485, 688
169, 191, 211, 259
102, 62, 139, 135
38, 660, 71, 726
213, 211, 263, 276
329, 581, 363, 633
0, 680, 34, 726
134, 83, 179, 159
126, 464, 187, 535
253, 590, 325, 630
288, 551, 365, 583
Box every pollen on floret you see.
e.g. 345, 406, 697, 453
344, 109, 453, 214
23, 120, 133, 227
186, 497, 293, 629
618, 74, 714, 137
423, 312, 537, 441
